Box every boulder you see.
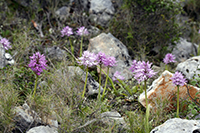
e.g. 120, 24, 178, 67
139, 70, 200, 111
55, 6, 71, 21
44, 46, 67, 62
14, 102, 58, 132
171, 38, 198, 63
150, 118, 200, 133
176, 56, 200, 80
89, 0, 115, 27
14, 103, 42, 132
88, 33, 132, 80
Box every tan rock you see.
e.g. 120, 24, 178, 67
139, 70, 200, 111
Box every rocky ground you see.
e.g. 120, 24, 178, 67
0, 0, 200, 133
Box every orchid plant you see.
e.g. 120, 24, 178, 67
76, 26, 89, 57
77, 51, 98, 98
163, 53, 176, 70
170, 71, 187, 118
61, 26, 74, 58
130, 60, 157, 133
96, 52, 107, 100
28, 52, 47, 98
101, 55, 117, 99
0, 38, 11, 50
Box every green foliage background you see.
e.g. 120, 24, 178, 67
109, 0, 183, 62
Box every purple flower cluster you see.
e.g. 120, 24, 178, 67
61, 26, 73, 37
170, 71, 187, 86
77, 26, 89, 36
28, 52, 47, 75
163, 53, 176, 64
103, 56, 116, 67
77, 51, 117, 68
130, 60, 138, 73
96, 52, 107, 64
130, 60, 156, 83
112, 71, 125, 83
0, 38, 11, 50
77, 51, 98, 67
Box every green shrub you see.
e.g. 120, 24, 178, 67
109, 0, 183, 62
13, 66, 35, 102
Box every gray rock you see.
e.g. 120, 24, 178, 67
44, 46, 67, 62
112, 0, 124, 9
14, 102, 58, 132
100, 111, 127, 132
5, 53, 14, 66
88, 33, 132, 80
70, 0, 89, 11
171, 38, 198, 63
89, 0, 115, 27
14, 103, 42, 132
174, 0, 188, 7
76, 111, 127, 132
176, 56, 200, 80
88, 26, 101, 37
27, 126, 58, 133
100, 111, 126, 125
11, 0, 42, 11
12, 0, 33, 7
0, 43, 5, 69
0, 40, 15, 68
150, 118, 200, 133
55, 6, 71, 20
55, 66, 103, 96
176, 15, 191, 40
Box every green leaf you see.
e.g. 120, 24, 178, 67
195, 77, 200, 81
195, 91, 200, 96
132, 86, 138, 93
188, 104, 193, 110
126, 32, 133, 39
191, 109, 197, 115
118, 79, 132, 95
190, 80, 197, 86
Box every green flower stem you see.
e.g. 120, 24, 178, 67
165, 65, 168, 70
32, 74, 38, 98
69, 37, 74, 63
102, 67, 109, 99
82, 67, 88, 98
117, 79, 132, 95
69, 37, 74, 55
80, 36, 83, 57
177, 86, 180, 118
96, 65, 118, 95
97, 64, 102, 101
144, 80, 149, 133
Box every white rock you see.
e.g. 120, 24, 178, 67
151, 118, 200, 133
27, 126, 58, 133
176, 56, 200, 80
